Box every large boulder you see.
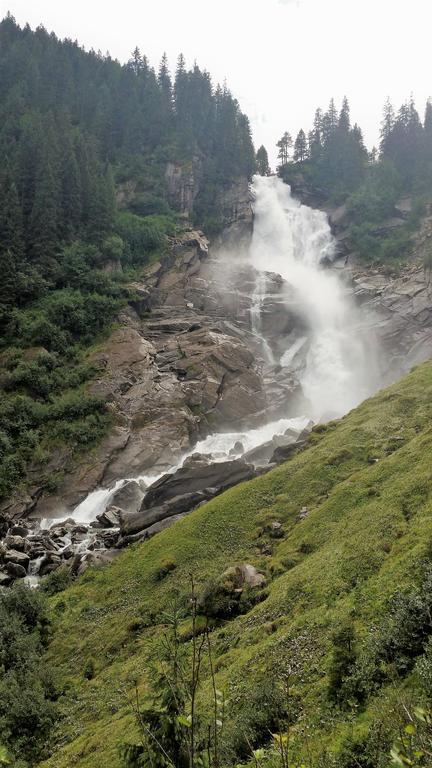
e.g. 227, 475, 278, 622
119, 490, 211, 536
2, 549, 30, 571
110, 481, 145, 515
199, 563, 266, 619
270, 427, 311, 464
142, 456, 255, 510
5, 562, 27, 579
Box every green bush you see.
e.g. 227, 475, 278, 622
83, 658, 96, 681
0, 585, 57, 764
327, 620, 357, 704
116, 211, 174, 264
40, 567, 73, 596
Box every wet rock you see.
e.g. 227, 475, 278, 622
93, 529, 120, 549
71, 525, 88, 535
3, 549, 30, 571
118, 514, 187, 547
60, 544, 74, 560
143, 458, 255, 510
243, 440, 276, 466
73, 549, 122, 577
110, 481, 145, 515
270, 427, 312, 464
9, 525, 29, 537
39, 554, 62, 576
229, 441, 245, 456
120, 491, 211, 536
94, 506, 121, 529
3, 535, 29, 553
243, 422, 313, 468
5, 562, 27, 579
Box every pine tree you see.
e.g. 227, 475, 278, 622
380, 97, 395, 154
61, 136, 82, 240
423, 100, 432, 173
293, 129, 308, 163
0, 174, 24, 260
276, 131, 292, 166
0, 174, 25, 312
86, 164, 116, 243
28, 155, 60, 266
128, 46, 143, 76
158, 53, 173, 106
369, 146, 378, 163
256, 145, 271, 175
313, 108, 323, 138
424, 99, 432, 140
338, 96, 351, 131
328, 98, 338, 129
352, 123, 366, 150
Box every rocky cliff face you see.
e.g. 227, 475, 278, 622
1, 224, 304, 526
333, 204, 432, 382
165, 159, 253, 241
165, 159, 203, 218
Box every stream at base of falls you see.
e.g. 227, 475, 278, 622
20, 175, 380, 585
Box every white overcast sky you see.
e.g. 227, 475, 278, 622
3, 0, 432, 166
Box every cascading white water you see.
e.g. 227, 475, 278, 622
250, 175, 377, 419
250, 272, 274, 363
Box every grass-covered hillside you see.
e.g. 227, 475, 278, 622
39, 360, 432, 767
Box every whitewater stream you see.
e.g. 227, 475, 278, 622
30, 175, 378, 580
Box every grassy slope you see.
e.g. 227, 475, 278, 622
41, 360, 432, 767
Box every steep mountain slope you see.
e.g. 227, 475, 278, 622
0, 14, 255, 511
40, 359, 432, 767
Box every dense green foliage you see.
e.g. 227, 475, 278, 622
277, 95, 432, 264
34, 359, 432, 767
278, 97, 368, 200
0, 14, 255, 500
0, 585, 57, 766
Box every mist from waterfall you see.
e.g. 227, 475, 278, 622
250, 175, 378, 419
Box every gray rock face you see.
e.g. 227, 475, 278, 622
352, 263, 432, 380
110, 481, 145, 515
244, 422, 314, 467
118, 456, 256, 539
143, 457, 255, 510
119, 491, 210, 536
165, 158, 203, 217
3, 549, 30, 570
270, 428, 311, 464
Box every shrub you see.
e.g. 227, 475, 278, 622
40, 567, 72, 596
116, 211, 173, 264
153, 559, 176, 581
83, 658, 96, 680
327, 620, 357, 705
0, 585, 57, 763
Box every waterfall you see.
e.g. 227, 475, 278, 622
250, 271, 274, 363
41, 176, 379, 530
249, 175, 377, 419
